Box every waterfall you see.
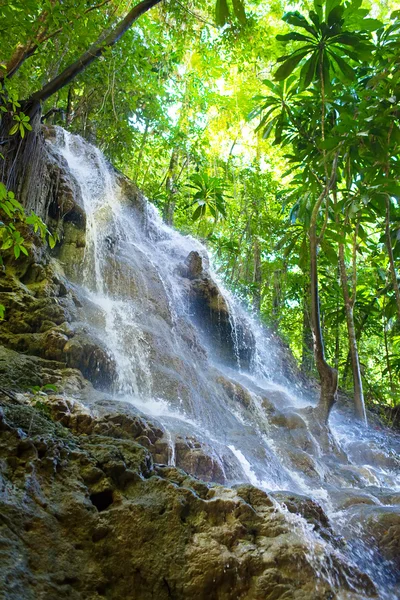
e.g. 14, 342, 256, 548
51, 128, 400, 599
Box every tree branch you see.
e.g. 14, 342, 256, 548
28, 0, 163, 104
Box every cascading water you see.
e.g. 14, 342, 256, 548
51, 128, 400, 599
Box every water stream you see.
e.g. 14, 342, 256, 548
51, 128, 400, 599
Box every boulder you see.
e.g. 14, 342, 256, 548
178, 251, 255, 369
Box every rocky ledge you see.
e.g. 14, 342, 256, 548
0, 390, 376, 600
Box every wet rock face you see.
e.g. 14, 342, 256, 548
346, 505, 400, 571
0, 257, 117, 390
179, 251, 255, 370
270, 491, 335, 543
0, 394, 377, 600
174, 435, 225, 483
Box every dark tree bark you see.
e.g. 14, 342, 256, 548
310, 215, 338, 423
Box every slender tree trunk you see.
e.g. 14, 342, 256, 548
342, 311, 367, 385
338, 238, 367, 424
334, 274, 340, 371
310, 218, 338, 423
309, 157, 339, 423
163, 147, 179, 225
385, 195, 400, 322
134, 120, 150, 183
66, 86, 73, 126
301, 280, 313, 376
253, 237, 262, 312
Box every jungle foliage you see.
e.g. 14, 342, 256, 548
0, 0, 399, 423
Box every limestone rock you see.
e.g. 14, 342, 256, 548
0, 395, 377, 600
178, 251, 255, 369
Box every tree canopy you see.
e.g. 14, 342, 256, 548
1, 0, 400, 424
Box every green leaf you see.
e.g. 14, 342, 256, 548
282, 11, 317, 36
330, 51, 355, 81
192, 204, 204, 221
359, 18, 383, 32
313, 0, 323, 21
327, 5, 344, 27
232, 0, 246, 24
321, 240, 338, 265
276, 32, 313, 42
274, 49, 310, 81
332, 32, 362, 47
49, 234, 56, 249
9, 124, 18, 136
299, 51, 318, 89
326, 0, 342, 20
42, 383, 58, 392
215, 0, 230, 26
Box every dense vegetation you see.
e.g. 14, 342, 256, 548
1, 0, 399, 424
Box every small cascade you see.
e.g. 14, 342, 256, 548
51, 128, 400, 599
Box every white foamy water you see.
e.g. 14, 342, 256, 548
50, 128, 400, 599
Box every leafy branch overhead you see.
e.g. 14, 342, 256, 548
274, 0, 381, 88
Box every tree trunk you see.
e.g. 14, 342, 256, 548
338, 240, 367, 424
28, 0, 163, 105
252, 237, 262, 312
301, 280, 313, 376
385, 195, 400, 322
134, 120, 150, 183
308, 163, 339, 423
272, 269, 282, 325
163, 147, 179, 226
310, 219, 338, 423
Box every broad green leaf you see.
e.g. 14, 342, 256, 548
215, 0, 230, 26
232, 0, 246, 24
276, 32, 313, 42
274, 50, 310, 81
328, 5, 344, 27
299, 51, 318, 89
330, 51, 355, 81
282, 11, 317, 36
